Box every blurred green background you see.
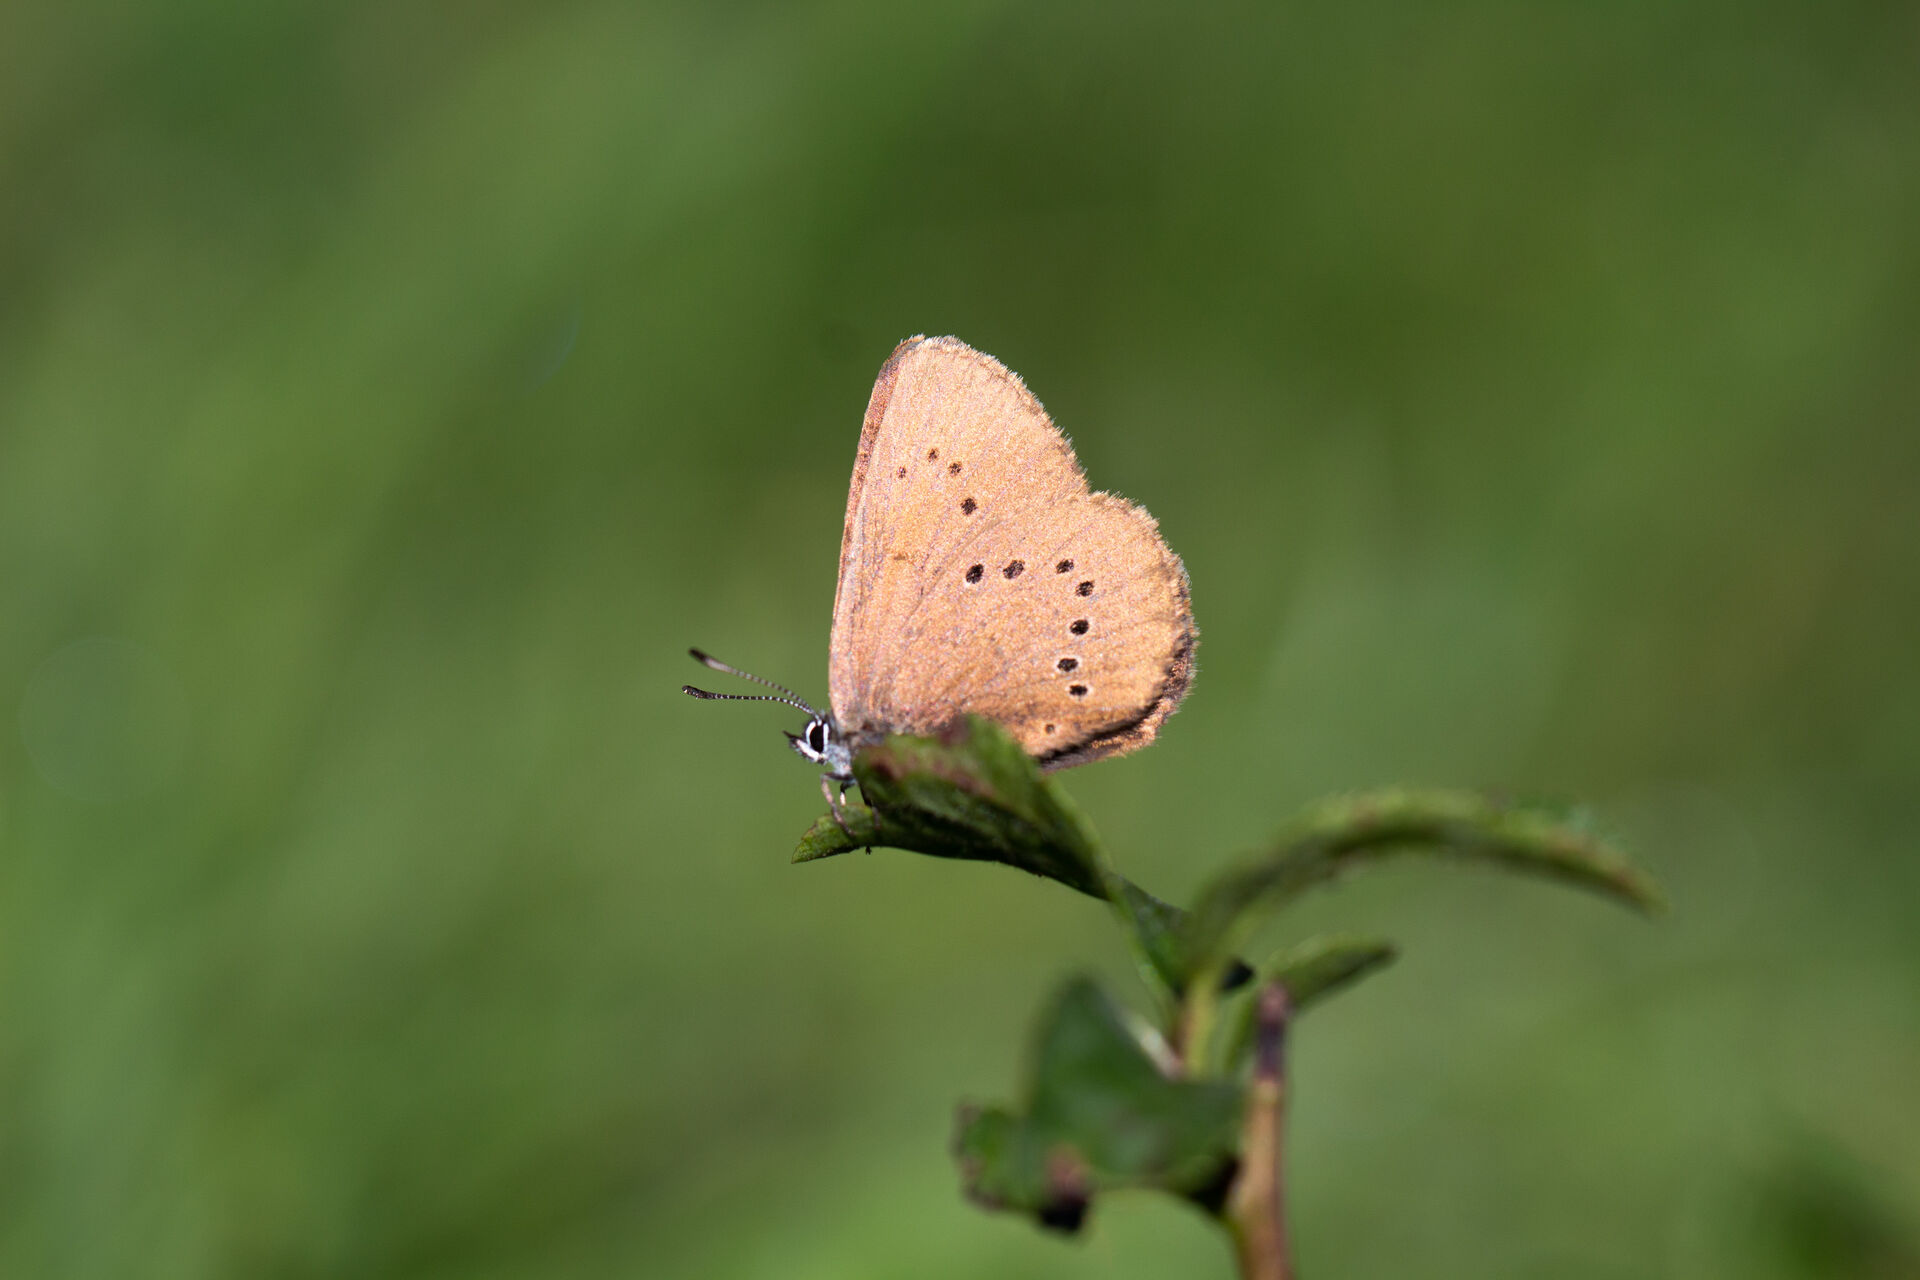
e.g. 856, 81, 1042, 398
4, 2, 1917, 1276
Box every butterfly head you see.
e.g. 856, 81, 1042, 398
785, 713, 852, 776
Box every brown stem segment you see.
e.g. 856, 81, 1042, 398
1227, 983, 1293, 1280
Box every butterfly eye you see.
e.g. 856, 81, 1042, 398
807, 721, 827, 754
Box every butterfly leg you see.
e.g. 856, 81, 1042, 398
821, 773, 866, 847
822, 773, 852, 835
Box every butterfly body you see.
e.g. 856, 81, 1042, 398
688, 336, 1195, 808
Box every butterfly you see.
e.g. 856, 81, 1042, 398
687, 336, 1196, 816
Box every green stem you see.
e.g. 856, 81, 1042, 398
1176, 963, 1224, 1075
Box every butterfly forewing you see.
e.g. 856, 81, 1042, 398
828, 337, 1195, 767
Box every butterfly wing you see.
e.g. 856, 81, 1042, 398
828, 336, 1195, 767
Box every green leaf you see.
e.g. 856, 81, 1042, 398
1181, 788, 1665, 981
789, 720, 1246, 998
1260, 933, 1400, 1012
1222, 935, 1398, 1067
1106, 876, 1254, 996
790, 717, 1107, 897
953, 977, 1244, 1233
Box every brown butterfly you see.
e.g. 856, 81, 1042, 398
687, 336, 1196, 814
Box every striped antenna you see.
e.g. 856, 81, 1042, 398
683, 648, 821, 717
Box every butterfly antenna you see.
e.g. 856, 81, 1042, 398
682, 685, 820, 714
684, 648, 821, 716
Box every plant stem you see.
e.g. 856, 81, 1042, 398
1174, 972, 1219, 1074
1226, 983, 1293, 1280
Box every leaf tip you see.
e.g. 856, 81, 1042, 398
791, 805, 880, 862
